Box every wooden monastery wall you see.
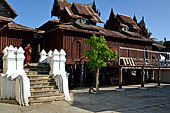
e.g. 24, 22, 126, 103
0, 30, 35, 58
106, 37, 152, 59
43, 30, 63, 52
62, 31, 90, 64
0, 30, 22, 56
43, 30, 153, 64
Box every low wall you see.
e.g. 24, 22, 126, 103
155, 70, 170, 83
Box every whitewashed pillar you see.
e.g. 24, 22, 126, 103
48, 50, 53, 75
1, 46, 8, 99
52, 49, 60, 75
6, 45, 16, 75
59, 49, 71, 101
39, 49, 47, 63
47, 50, 53, 64
5, 45, 17, 99
16, 47, 26, 76
0, 73, 7, 99
59, 49, 66, 73
2, 46, 8, 73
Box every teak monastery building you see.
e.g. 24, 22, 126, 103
0, 0, 165, 87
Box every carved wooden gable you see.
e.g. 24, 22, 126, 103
0, 0, 17, 19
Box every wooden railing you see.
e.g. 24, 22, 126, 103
116, 46, 169, 67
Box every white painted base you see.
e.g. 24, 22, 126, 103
116, 88, 125, 92
138, 87, 147, 90
156, 85, 163, 88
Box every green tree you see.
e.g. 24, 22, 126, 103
85, 35, 117, 93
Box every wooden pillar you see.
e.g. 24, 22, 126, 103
118, 45, 120, 66
165, 52, 167, 66
141, 66, 145, 87
119, 67, 122, 89
158, 68, 161, 86
157, 53, 160, 66
80, 64, 84, 86
38, 44, 40, 53
84, 63, 87, 85
144, 48, 146, 66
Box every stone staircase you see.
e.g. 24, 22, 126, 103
24, 63, 63, 105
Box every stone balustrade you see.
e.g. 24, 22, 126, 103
0, 45, 30, 106
39, 49, 47, 63
39, 49, 71, 101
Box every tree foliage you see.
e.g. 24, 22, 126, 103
85, 35, 117, 71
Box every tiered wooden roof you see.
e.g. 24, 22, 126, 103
105, 9, 152, 39
0, 16, 11, 23
0, 16, 36, 32
0, 1, 41, 33
39, 20, 154, 43
0, 0, 17, 19
51, 0, 103, 24
117, 14, 136, 25
7, 21, 37, 32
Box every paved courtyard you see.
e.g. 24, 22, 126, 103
0, 83, 170, 113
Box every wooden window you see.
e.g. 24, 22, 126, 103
72, 41, 81, 58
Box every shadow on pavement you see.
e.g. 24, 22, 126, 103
70, 84, 170, 113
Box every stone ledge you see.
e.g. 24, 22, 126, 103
116, 88, 125, 92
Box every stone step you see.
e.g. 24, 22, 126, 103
29, 96, 62, 105
27, 75, 51, 79
37, 63, 50, 68
29, 93, 62, 100
30, 81, 56, 87
29, 68, 50, 72
26, 70, 50, 75
37, 70, 49, 74
25, 66, 50, 70
30, 86, 55, 91
29, 63, 38, 66
23, 63, 63, 105
30, 84, 56, 88
31, 89, 58, 96
26, 71, 37, 75
29, 78, 54, 83
29, 78, 51, 81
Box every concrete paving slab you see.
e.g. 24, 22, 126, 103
0, 83, 170, 113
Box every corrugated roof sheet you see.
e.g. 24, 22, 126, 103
7, 22, 36, 32
46, 21, 154, 43
72, 3, 103, 23
117, 14, 136, 25
73, 3, 91, 16
58, 0, 71, 10
65, 7, 82, 19
121, 30, 144, 38
52, 0, 103, 23
132, 24, 141, 31
0, 16, 11, 23
152, 43, 165, 49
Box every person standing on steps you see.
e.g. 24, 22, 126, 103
24, 43, 32, 66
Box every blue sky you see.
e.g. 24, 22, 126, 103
7, 0, 170, 41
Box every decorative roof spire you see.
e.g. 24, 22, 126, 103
109, 8, 115, 20
142, 16, 144, 21
91, 0, 101, 16
133, 14, 137, 23
139, 16, 146, 29
104, 8, 119, 31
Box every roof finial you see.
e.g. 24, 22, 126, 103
142, 16, 144, 21
133, 14, 137, 23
